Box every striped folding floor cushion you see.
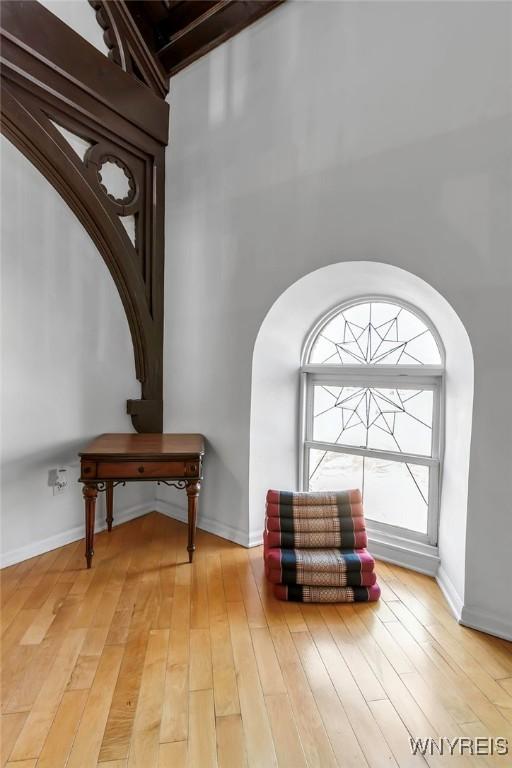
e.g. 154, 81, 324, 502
266, 489, 363, 520
264, 528, 368, 550
265, 515, 366, 533
266, 489, 362, 506
264, 547, 375, 575
266, 501, 364, 520
273, 584, 381, 603
265, 564, 377, 587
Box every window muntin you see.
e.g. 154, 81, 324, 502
302, 298, 443, 545
312, 384, 434, 457
309, 301, 442, 366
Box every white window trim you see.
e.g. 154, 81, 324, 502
299, 295, 446, 556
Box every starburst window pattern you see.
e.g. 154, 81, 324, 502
301, 300, 443, 543
309, 301, 441, 366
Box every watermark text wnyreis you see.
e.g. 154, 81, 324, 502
409, 737, 509, 756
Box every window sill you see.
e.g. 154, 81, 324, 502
367, 526, 440, 577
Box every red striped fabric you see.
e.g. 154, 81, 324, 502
273, 584, 381, 603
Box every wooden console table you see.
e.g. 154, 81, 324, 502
79, 433, 205, 568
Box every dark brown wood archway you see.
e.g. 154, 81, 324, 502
0, 1, 169, 432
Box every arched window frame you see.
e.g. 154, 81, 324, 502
299, 295, 445, 548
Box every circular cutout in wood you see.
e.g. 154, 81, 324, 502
97, 155, 136, 205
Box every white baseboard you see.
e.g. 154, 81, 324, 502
436, 565, 464, 620
248, 529, 264, 548
155, 499, 250, 547
0, 502, 155, 568
435, 568, 511, 642
460, 605, 512, 642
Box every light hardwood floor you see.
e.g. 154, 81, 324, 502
1, 511, 511, 767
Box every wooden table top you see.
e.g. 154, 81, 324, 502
80, 433, 205, 459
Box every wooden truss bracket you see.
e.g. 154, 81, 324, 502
0, 1, 169, 432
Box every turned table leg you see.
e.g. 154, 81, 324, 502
186, 480, 201, 563
106, 480, 114, 532
83, 484, 98, 568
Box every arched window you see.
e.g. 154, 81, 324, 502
300, 297, 444, 545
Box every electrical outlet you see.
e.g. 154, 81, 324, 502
49, 468, 68, 495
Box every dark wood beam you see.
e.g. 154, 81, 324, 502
125, 0, 285, 78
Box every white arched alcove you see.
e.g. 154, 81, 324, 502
249, 261, 473, 617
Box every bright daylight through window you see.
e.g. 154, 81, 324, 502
301, 299, 444, 544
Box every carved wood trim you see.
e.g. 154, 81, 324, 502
0, 1, 169, 432
89, 0, 169, 98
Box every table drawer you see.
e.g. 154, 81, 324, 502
97, 461, 190, 479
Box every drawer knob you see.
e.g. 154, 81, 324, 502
138, 466, 145, 474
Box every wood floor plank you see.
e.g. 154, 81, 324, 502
368, 698, 428, 768
270, 625, 339, 768
157, 740, 187, 768
421, 640, 512, 740
99, 529, 162, 763
210, 617, 240, 716
498, 678, 512, 696
67, 653, 102, 691
3, 635, 66, 712
206, 554, 226, 623
190, 555, 209, 629
36, 689, 88, 768
384, 618, 478, 725
319, 605, 386, 702
338, 609, 474, 768
17, 549, 60, 593
221, 551, 243, 603
235, 550, 267, 629
344, 604, 415, 676
160, 559, 191, 744
127, 628, 169, 768
295, 615, 390, 768
0, 712, 27, 767
216, 714, 248, 768
1, 608, 39, 659
155, 543, 177, 630
250, 627, 286, 696
280, 601, 308, 633
159, 663, 188, 743
8, 628, 86, 760
387, 567, 512, 678
2, 638, 58, 713
1, 588, 33, 637
66, 644, 124, 768
21, 546, 75, 609
264, 693, 308, 768
424, 622, 512, 715
19, 581, 72, 645
249, 554, 286, 629
188, 689, 218, 768
400, 670, 472, 740
227, 601, 277, 767
189, 628, 213, 691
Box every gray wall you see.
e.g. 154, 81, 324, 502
0, 139, 154, 564
163, 1, 512, 633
